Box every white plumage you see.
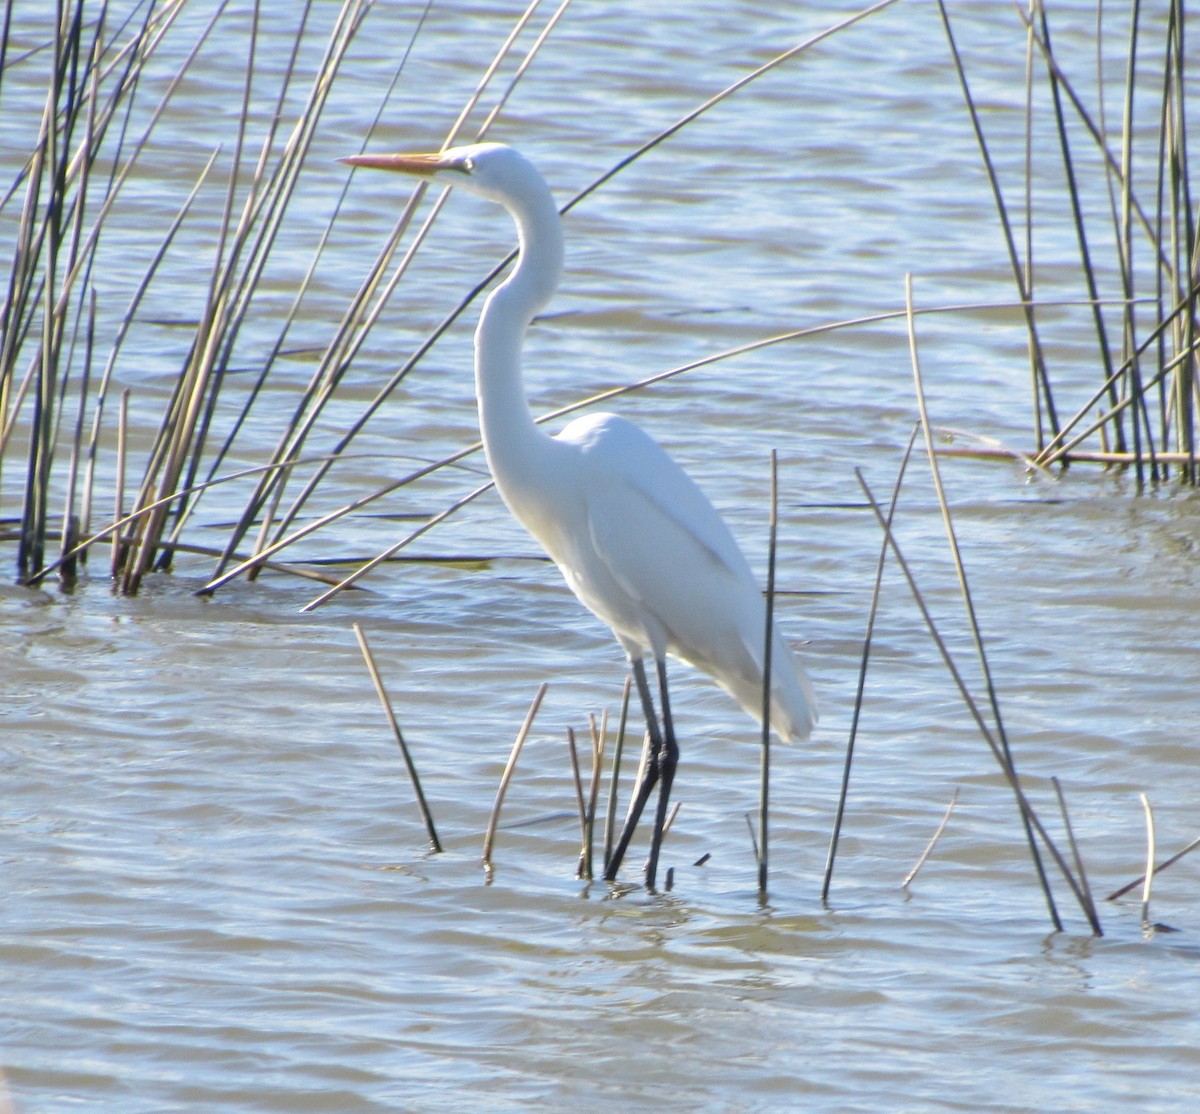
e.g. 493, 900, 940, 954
343, 142, 816, 886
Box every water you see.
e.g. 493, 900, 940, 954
4, 2, 1200, 1110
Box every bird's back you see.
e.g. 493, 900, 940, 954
544, 412, 817, 742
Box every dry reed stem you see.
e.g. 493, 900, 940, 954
124, 4, 370, 588
353, 622, 441, 852
902, 276, 1065, 931
906, 273, 1063, 933
1018, 2, 1197, 477
2, 1, 178, 351
822, 424, 920, 904
30, 450, 353, 586
59, 287, 96, 579
228, 0, 560, 579
566, 727, 588, 878
855, 473, 1100, 935
582, 711, 606, 883
76, 8, 241, 581
1030, 279, 1200, 469
186, 295, 1117, 594
300, 480, 495, 612
1033, 1, 1124, 452
1017, 5, 1170, 271
935, 0, 1058, 449
902, 788, 960, 890
744, 812, 759, 864
556, 0, 901, 228
483, 682, 548, 875
164, 1, 377, 554
943, 447, 1200, 466
111, 388, 128, 578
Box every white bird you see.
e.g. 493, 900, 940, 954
342, 142, 816, 887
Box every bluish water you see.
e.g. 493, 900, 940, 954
3, 2, 1199, 1111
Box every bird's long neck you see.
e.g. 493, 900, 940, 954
474, 178, 564, 486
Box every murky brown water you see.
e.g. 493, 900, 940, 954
3, 2, 1200, 1111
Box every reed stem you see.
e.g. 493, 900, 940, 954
354, 622, 441, 852
756, 450, 778, 896
483, 682, 548, 875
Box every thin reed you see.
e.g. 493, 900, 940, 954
354, 622, 442, 852
942, 0, 1198, 483
482, 682, 548, 876
2, 1, 903, 591
755, 450, 779, 897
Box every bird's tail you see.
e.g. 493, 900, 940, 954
763, 628, 818, 743
694, 625, 817, 744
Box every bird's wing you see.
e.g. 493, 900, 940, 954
562, 413, 754, 578
560, 413, 760, 650
557, 412, 817, 741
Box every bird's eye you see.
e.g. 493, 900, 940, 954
462, 156, 475, 173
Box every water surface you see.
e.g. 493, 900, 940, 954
3, 2, 1199, 1111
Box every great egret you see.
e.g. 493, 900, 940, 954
342, 142, 816, 888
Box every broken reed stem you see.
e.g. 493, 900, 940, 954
353, 622, 441, 852
603, 675, 633, 871
1106, 830, 1200, 902
905, 273, 1063, 933
823, 423, 920, 903
902, 787, 959, 890
1140, 792, 1156, 928
745, 812, 760, 862
483, 681, 548, 875
757, 449, 778, 895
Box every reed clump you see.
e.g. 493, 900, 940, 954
2, 0, 398, 590
941, 0, 1198, 484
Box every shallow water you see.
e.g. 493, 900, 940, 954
3, 2, 1200, 1111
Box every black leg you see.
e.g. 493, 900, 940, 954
643, 658, 678, 890
603, 658, 662, 882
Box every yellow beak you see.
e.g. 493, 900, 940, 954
339, 151, 450, 176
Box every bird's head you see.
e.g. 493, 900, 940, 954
340, 141, 546, 208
